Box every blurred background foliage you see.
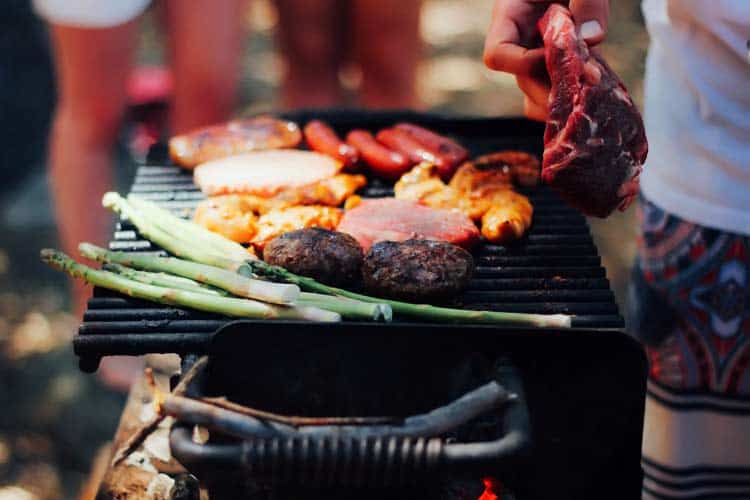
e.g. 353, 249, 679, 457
0, 0, 647, 497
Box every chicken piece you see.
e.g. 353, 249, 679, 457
193, 195, 259, 243
276, 174, 367, 207
252, 206, 343, 249
394, 163, 488, 220
394, 157, 535, 244
481, 190, 534, 244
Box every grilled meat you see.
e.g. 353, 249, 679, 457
394, 159, 535, 244
337, 198, 480, 253
193, 195, 259, 243
169, 116, 302, 169
252, 206, 343, 249
393, 123, 469, 179
450, 151, 540, 190
362, 240, 474, 302
304, 120, 360, 169
481, 190, 534, 243
274, 173, 367, 207
346, 130, 411, 181
193, 150, 341, 197
264, 228, 363, 287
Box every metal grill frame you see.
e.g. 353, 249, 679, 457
75, 110, 628, 371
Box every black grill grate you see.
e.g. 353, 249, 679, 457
74, 111, 624, 369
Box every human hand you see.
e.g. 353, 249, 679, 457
483, 0, 609, 121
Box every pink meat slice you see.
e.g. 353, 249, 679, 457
539, 4, 648, 217
337, 198, 480, 252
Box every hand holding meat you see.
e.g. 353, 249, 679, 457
483, 0, 609, 121
484, 2, 647, 217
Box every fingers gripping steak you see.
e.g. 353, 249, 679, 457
539, 4, 648, 217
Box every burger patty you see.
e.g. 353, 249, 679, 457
263, 228, 363, 287
362, 240, 474, 302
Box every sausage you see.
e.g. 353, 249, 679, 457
168, 116, 303, 169
345, 129, 412, 181
303, 120, 359, 169
394, 122, 469, 178
375, 128, 450, 177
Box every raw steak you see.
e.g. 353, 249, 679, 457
538, 4, 648, 217
337, 198, 480, 252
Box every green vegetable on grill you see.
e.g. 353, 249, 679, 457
41, 249, 340, 322
56, 190, 573, 328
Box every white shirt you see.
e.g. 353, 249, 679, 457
641, 0, 750, 235
34, 0, 151, 28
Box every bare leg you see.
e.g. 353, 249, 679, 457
48, 22, 139, 316
274, 0, 346, 108
351, 0, 422, 108
164, 0, 248, 133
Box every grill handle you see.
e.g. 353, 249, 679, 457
169, 362, 530, 484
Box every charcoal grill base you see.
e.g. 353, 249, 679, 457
167, 321, 645, 500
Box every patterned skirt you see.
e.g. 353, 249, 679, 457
629, 196, 750, 499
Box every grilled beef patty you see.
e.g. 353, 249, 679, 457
362, 240, 474, 302
263, 228, 363, 287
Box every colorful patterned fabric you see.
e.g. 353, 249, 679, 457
632, 196, 750, 499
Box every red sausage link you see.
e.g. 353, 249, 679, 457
346, 130, 412, 181
375, 128, 449, 174
304, 120, 360, 168
393, 122, 469, 179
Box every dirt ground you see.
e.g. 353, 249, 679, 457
0, 1, 647, 497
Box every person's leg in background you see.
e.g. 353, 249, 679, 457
274, 0, 346, 108
47, 22, 140, 316
163, 0, 248, 133
351, 0, 422, 108
46, 21, 143, 391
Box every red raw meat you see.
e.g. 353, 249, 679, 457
538, 4, 648, 217
337, 198, 480, 252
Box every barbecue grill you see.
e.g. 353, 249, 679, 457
73, 110, 647, 499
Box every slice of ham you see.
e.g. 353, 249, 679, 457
193, 150, 341, 197
337, 198, 480, 252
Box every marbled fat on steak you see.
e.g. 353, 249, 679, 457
539, 4, 648, 217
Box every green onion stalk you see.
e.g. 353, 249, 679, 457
41, 249, 340, 322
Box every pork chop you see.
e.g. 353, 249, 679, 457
337, 198, 480, 252
539, 4, 648, 217
193, 150, 341, 197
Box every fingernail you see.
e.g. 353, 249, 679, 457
579, 20, 603, 41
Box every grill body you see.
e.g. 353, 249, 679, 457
73, 110, 647, 498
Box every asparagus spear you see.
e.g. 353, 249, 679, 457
106, 261, 391, 321
41, 249, 340, 322
105, 262, 228, 296
127, 194, 254, 262
298, 292, 392, 322
103, 192, 244, 272
80, 243, 299, 305
244, 260, 572, 328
